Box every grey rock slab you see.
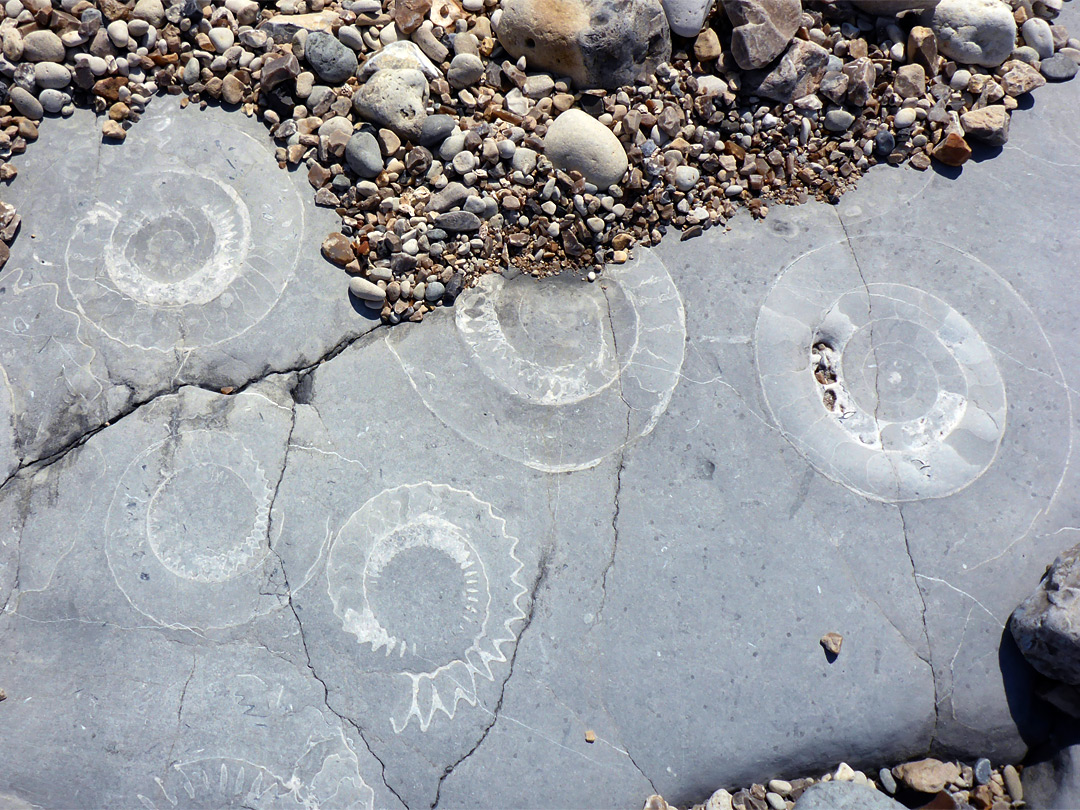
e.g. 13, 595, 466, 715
1010, 540, 1080, 685
0, 99, 380, 474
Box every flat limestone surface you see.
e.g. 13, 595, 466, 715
2, 21, 1080, 810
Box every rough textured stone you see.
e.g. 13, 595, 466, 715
960, 104, 1010, 144
932, 132, 972, 165
351, 68, 429, 141
895, 63, 927, 98
742, 38, 830, 102
1001, 59, 1048, 95
794, 782, 906, 809
257, 10, 338, 43
304, 30, 358, 83
543, 108, 628, 188
893, 759, 962, 793
496, 0, 671, 89
724, 0, 801, 70
924, 0, 1018, 67
1011, 542, 1080, 685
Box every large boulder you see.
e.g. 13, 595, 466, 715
724, 0, 801, 70
1011, 542, 1080, 685
543, 108, 628, 189
742, 38, 829, 102
496, 0, 671, 90
923, 0, 1017, 67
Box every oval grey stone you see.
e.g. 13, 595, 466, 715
34, 62, 71, 89
8, 86, 43, 120
345, 130, 383, 178
38, 88, 66, 114
424, 281, 446, 301
419, 113, 457, 146
435, 211, 481, 232
1042, 53, 1079, 81
305, 30, 358, 83
348, 277, 386, 302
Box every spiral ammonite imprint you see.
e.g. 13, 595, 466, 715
755, 237, 1064, 502
327, 483, 527, 733
107, 430, 289, 630
141, 753, 374, 810
66, 157, 301, 350
389, 247, 686, 472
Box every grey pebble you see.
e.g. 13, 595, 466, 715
345, 131, 383, 178
874, 130, 895, 154
429, 182, 470, 213
419, 113, 457, 147
878, 767, 897, 794
1042, 53, 1078, 81
435, 211, 481, 232
974, 758, 992, 786
305, 30, 358, 83
446, 52, 484, 89
424, 280, 445, 301
7, 86, 42, 120
824, 109, 856, 132
38, 88, 66, 113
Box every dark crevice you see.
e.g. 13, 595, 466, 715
898, 503, 940, 754
160, 656, 197, 787
430, 550, 550, 810
0, 320, 387, 498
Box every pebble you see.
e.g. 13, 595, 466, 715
8, 87, 42, 120
878, 768, 896, 794
543, 109, 628, 190
22, 30, 65, 62
34, 63, 70, 89
974, 758, 992, 786
1003, 764, 1022, 802
1022, 17, 1055, 59
424, 280, 445, 301
446, 52, 484, 88
38, 89, 66, 114
1042, 53, 1079, 80
304, 30, 357, 83
345, 131, 383, 178
353, 68, 428, 141
894, 108, 918, 128
208, 27, 234, 53
824, 109, 855, 132
510, 147, 538, 175
348, 276, 385, 302
674, 165, 700, 191
436, 210, 481, 232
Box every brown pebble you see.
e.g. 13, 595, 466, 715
584, 729, 596, 744
820, 632, 843, 658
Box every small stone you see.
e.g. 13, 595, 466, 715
743, 39, 830, 103
1021, 17, 1054, 58
1041, 53, 1078, 80
305, 30, 358, 83
820, 631, 843, 656
895, 63, 926, 98
959, 105, 1010, 146
674, 165, 700, 191
34, 63, 71, 90
544, 109, 628, 189
933, 132, 972, 166
132, 0, 165, 26
23, 30, 66, 63
7, 87, 43, 120
1001, 59, 1047, 95
393, 0, 431, 34
419, 114, 456, 147
893, 759, 962, 794
101, 119, 126, 141
879, 768, 897, 794
322, 232, 355, 266
429, 181, 470, 212
908, 25, 939, 76
446, 52, 484, 88
894, 107, 918, 128
261, 53, 301, 89
38, 89, 66, 114
345, 131, 384, 178
349, 276, 386, 302
510, 147, 538, 175
436, 211, 482, 232
424, 280, 445, 301
522, 73, 555, 98
767, 780, 791, 796
974, 758, 992, 786
662, 0, 713, 36
221, 73, 245, 105
765, 793, 785, 810
725, 0, 801, 70
823, 109, 855, 132
694, 27, 722, 61
208, 27, 234, 52
1003, 765, 1022, 802
352, 68, 428, 141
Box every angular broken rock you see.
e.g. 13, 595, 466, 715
742, 39, 829, 103
723, 0, 801, 71
1011, 542, 1080, 686
352, 68, 429, 141
661, 0, 716, 37
923, 0, 1017, 68
932, 132, 972, 165
893, 759, 962, 794
960, 104, 1010, 145
393, 0, 432, 33
820, 632, 843, 656
496, 0, 671, 89
357, 40, 440, 81
257, 10, 338, 44
843, 57, 875, 106
1000, 59, 1047, 96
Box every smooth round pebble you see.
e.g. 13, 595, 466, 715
824, 109, 855, 131
543, 109, 628, 189
38, 88, 66, 113
974, 758, 992, 786
878, 767, 897, 794
424, 281, 445, 301
674, 165, 700, 191
1042, 53, 1079, 80
894, 107, 918, 128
